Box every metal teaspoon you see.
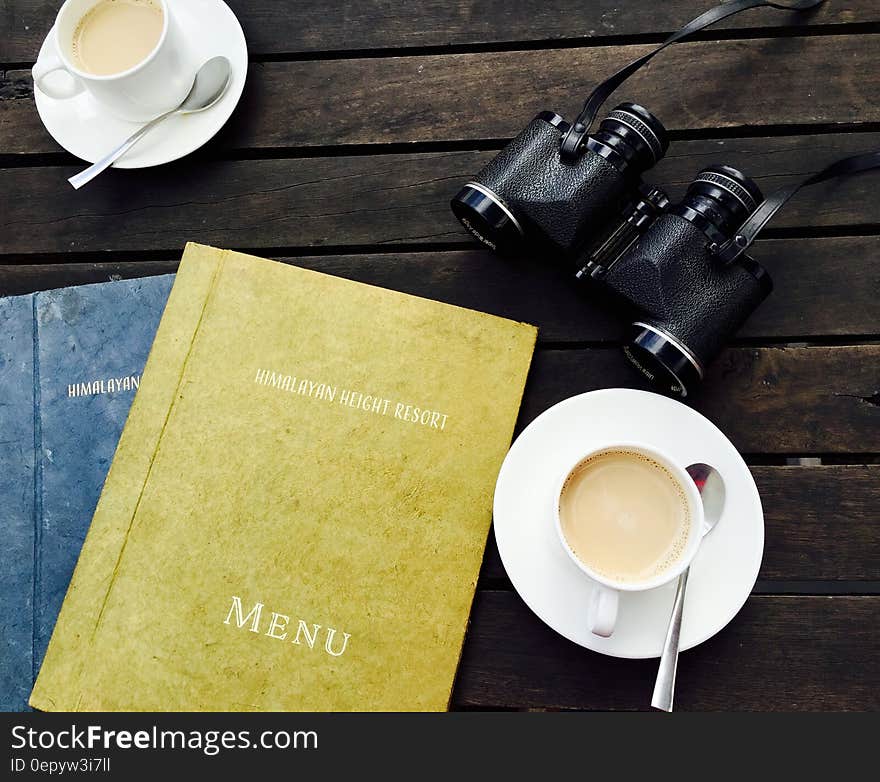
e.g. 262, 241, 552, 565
651, 462, 726, 712
68, 56, 232, 190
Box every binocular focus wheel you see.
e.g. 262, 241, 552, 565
606, 108, 665, 163
693, 171, 760, 213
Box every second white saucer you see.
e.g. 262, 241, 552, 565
493, 388, 764, 659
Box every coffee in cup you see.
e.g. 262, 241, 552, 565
71, 0, 164, 76
558, 449, 692, 583
554, 443, 705, 637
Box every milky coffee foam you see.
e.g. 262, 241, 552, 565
71, 0, 164, 76
559, 449, 691, 583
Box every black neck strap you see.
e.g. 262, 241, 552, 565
713, 151, 880, 264
560, 0, 826, 162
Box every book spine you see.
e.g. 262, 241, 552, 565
0, 295, 37, 711
31, 295, 43, 711
30, 248, 225, 711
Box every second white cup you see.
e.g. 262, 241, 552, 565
553, 442, 705, 638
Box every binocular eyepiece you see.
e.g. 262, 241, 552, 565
591, 102, 670, 174
675, 164, 764, 243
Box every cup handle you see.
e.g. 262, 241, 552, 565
33, 35, 84, 100
588, 585, 619, 637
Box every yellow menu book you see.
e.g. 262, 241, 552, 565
30, 244, 536, 712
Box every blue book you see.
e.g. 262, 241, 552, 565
0, 275, 174, 711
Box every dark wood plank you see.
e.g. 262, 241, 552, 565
753, 466, 880, 579
521, 346, 880, 453
481, 466, 880, 583
2, 235, 878, 339
3, 133, 880, 255
226, 36, 879, 147
0, 261, 178, 295
2, 1, 872, 63
453, 591, 880, 710
230, 36, 880, 147
3, 35, 879, 155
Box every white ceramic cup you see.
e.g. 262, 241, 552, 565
32, 0, 197, 122
553, 442, 705, 638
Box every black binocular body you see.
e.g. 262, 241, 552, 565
452, 106, 771, 396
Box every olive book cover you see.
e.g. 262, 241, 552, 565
30, 243, 536, 712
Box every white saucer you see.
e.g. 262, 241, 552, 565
494, 389, 764, 659
34, 0, 247, 168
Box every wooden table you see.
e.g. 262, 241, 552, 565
2, 1, 878, 712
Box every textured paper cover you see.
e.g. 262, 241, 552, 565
0, 277, 173, 712
0, 294, 36, 711
31, 244, 536, 711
